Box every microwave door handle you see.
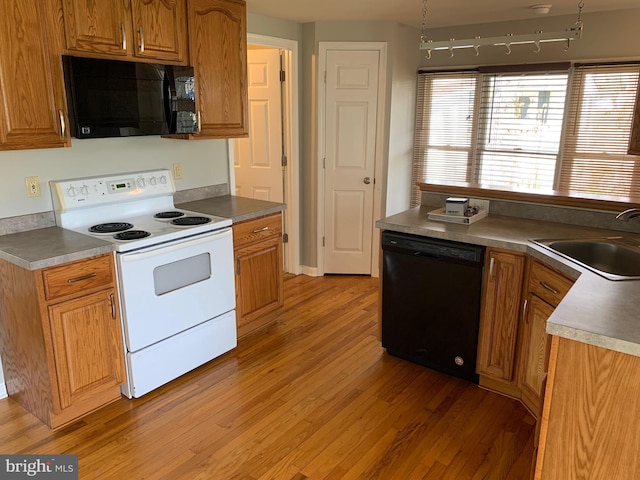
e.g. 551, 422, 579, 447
164, 74, 175, 133
119, 228, 232, 262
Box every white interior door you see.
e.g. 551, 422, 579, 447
234, 48, 283, 202
323, 49, 380, 274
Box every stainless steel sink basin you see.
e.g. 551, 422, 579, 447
532, 237, 640, 281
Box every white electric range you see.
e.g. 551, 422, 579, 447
50, 169, 237, 398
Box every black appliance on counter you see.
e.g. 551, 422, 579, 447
381, 230, 485, 383
63, 56, 197, 138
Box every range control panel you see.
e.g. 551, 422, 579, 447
50, 169, 175, 211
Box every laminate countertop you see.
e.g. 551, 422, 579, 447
177, 195, 285, 223
0, 196, 284, 271
376, 206, 640, 357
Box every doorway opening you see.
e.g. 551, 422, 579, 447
229, 34, 300, 275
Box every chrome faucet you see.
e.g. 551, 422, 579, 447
615, 208, 640, 221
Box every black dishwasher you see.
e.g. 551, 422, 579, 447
381, 231, 484, 383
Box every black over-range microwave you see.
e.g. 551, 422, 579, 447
62, 56, 197, 139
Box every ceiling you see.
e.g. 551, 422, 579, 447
245, 0, 639, 28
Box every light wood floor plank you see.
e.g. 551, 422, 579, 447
0, 274, 534, 479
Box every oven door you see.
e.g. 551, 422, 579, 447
117, 227, 235, 353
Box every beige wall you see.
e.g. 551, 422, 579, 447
419, 7, 640, 68
0, 138, 230, 219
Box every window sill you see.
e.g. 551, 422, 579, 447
417, 181, 640, 212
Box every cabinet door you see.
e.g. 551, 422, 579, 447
0, 0, 70, 150
188, 0, 248, 137
48, 289, 125, 412
130, 0, 188, 62
235, 235, 283, 337
476, 249, 526, 382
62, 0, 129, 56
519, 294, 554, 415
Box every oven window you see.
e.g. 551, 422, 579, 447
153, 253, 211, 295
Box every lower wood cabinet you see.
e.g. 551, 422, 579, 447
536, 337, 640, 479
518, 260, 574, 417
476, 248, 526, 392
233, 212, 284, 338
0, 254, 125, 430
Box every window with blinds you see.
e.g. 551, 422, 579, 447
412, 72, 477, 205
475, 72, 568, 190
559, 64, 640, 199
411, 63, 640, 206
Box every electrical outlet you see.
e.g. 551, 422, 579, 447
173, 163, 184, 180
25, 176, 41, 198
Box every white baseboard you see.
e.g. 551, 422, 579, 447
300, 265, 320, 277
0, 382, 7, 400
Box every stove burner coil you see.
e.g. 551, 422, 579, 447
114, 230, 152, 241
171, 216, 212, 226
89, 222, 134, 233
154, 211, 185, 219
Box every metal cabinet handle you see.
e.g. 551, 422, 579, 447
121, 24, 127, 50
196, 111, 202, 132
236, 256, 240, 275
138, 27, 145, 53
489, 257, 495, 277
252, 226, 269, 233
539, 281, 559, 294
67, 272, 97, 284
58, 110, 66, 138
110, 294, 117, 319
522, 298, 528, 323
363, 177, 371, 185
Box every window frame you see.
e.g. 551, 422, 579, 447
412, 62, 640, 210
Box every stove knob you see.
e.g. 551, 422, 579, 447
159, 175, 167, 185
80, 184, 90, 196
136, 177, 146, 189
67, 186, 77, 197
149, 176, 157, 186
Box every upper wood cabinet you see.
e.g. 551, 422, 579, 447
62, 0, 188, 63
187, 0, 248, 138
629, 82, 640, 155
0, 0, 70, 151
476, 248, 526, 384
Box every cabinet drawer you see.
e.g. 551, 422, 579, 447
528, 260, 574, 307
42, 255, 114, 301
233, 213, 282, 249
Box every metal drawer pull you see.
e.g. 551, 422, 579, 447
539, 281, 559, 294
121, 24, 126, 50
58, 110, 66, 138
252, 226, 269, 233
110, 294, 117, 319
67, 273, 97, 284
138, 27, 145, 53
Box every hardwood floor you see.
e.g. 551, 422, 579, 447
0, 274, 535, 479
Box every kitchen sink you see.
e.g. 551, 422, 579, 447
531, 237, 640, 281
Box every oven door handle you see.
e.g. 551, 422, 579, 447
119, 228, 232, 261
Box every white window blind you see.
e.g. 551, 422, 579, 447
559, 64, 640, 199
411, 63, 640, 207
475, 72, 568, 190
411, 71, 477, 205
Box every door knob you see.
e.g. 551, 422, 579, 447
363, 177, 372, 184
